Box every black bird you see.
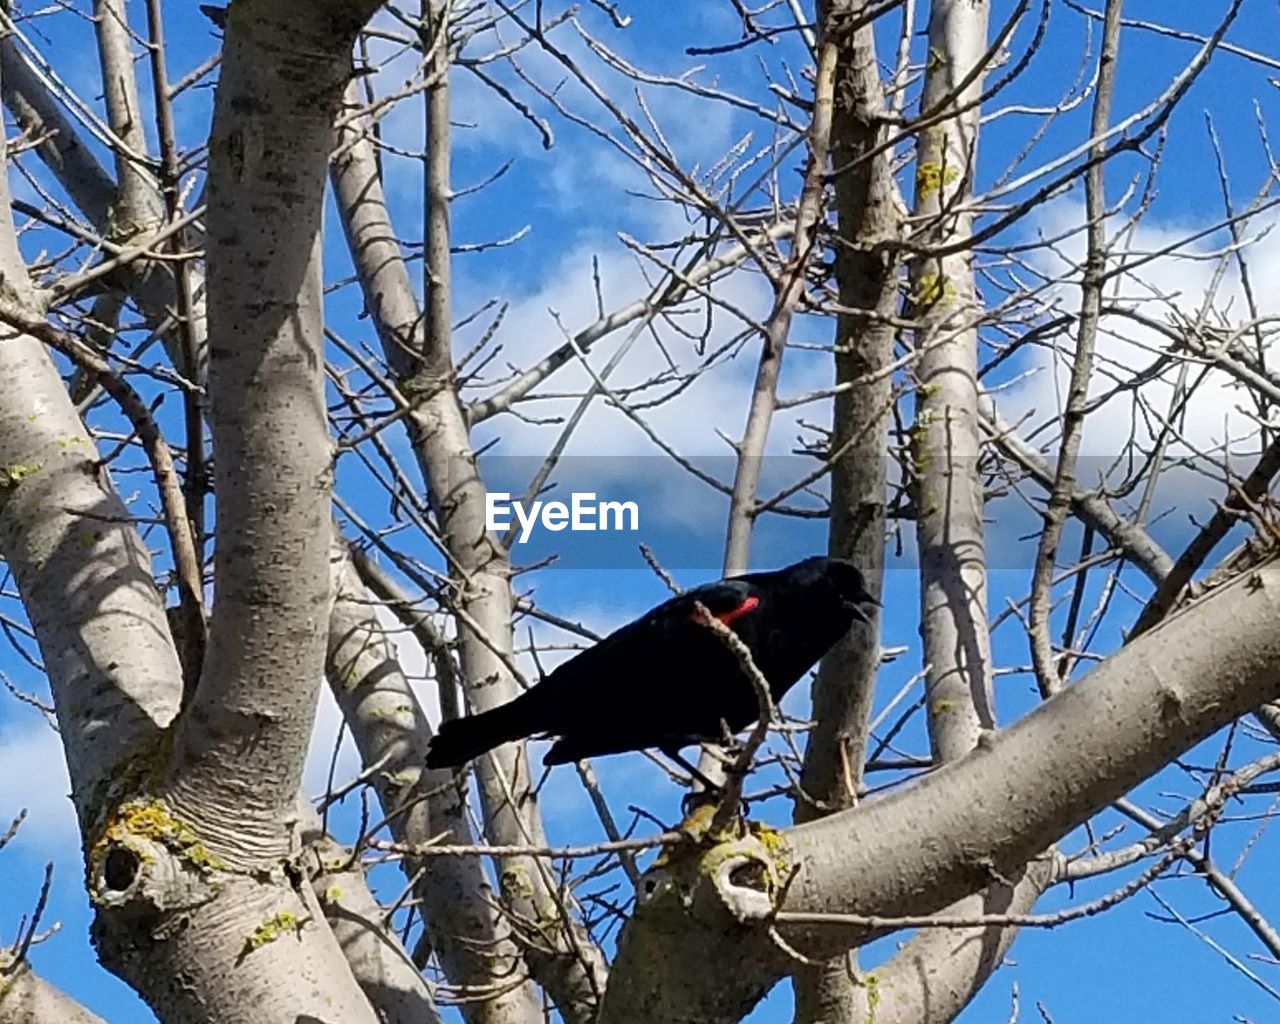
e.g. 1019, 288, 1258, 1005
425, 556, 877, 781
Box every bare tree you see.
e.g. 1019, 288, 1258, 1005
2, 2, 1280, 1023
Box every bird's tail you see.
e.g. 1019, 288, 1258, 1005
425, 697, 535, 769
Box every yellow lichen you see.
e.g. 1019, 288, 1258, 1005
915, 162, 960, 201
653, 800, 735, 869
751, 821, 786, 857
679, 800, 720, 837
0, 463, 40, 488
909, 413, 934, 475
748, 820, 791, 880
912, 272, 956, 309
248, 910, 301, 950
338, 661, 363, 691
500, 864, 535, 901
863, 971, 881, 1021
87, 795, 224, 894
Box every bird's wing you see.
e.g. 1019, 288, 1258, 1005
672, 578, 762, 626
587, 578, 761, 637
529, 578, 768, 752
539, 579, 759, 689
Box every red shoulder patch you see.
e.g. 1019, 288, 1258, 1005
692, 594, 760, 627
718, 594, 760, 625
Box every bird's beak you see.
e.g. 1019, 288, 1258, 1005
849, 602, 874, 625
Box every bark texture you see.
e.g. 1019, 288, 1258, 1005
792, 3, 903, 1017
79, 3, 387, 1021
167, 0, 365, 854
0, 961, 109, 1024
299, 802, 443, 1024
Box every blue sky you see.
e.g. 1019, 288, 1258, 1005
3, 1, 1280, 1021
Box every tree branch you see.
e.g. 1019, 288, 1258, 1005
0, 32, 116, 225
978, 395, 1175, 585
329, 42, 607, 1019
793, 3, 903, 1016
1028, 0, 1122, 698
90, 0, 161, 232
602, 556, 1280, 1023
908, 0, 996, 762
329, 537, 544, 1024
166, 0, 380, 863
0, 958, 110, 1024
722, 34, 838, 572
297, 801, 444, 1024
0, 76, 179, 823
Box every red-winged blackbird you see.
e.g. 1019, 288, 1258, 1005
425, 557, 876, 777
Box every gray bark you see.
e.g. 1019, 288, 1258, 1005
792, 4, 902, 1018
0, 961, 109, 1024
798, 0, 902, 827
1028, 0, 1123, 698
0, 60, 178, 829
79, 3, 385, 1022
909, 0, 996, 763
164, 0, 364, 851
0, 36, 541, 1019
91, 0, 160, 232
829, 866, 1049, 1024
298, 802, 443, 1024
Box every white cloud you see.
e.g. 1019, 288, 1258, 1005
352, 7, 824, 486
0, 719, 77, 854
994, 203, 1277, 493
969, 203, 1280, 578
467, 228, 833, 465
